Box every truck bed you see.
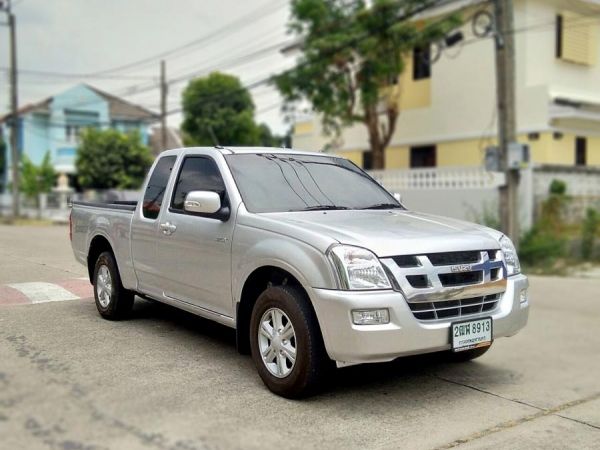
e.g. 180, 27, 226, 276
71, 200, 137, 212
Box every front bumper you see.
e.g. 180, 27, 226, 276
310, 274, 529, 364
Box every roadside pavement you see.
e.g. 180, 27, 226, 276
0, 224, 599, 449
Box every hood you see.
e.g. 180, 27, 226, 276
261, 210, 502, 257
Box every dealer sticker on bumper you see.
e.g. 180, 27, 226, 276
451, 317, 493, 352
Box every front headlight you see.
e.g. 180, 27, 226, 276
328, 245, 391, 290
500, 235, 521, 276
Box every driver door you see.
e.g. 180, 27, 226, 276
155, 155, 234, 317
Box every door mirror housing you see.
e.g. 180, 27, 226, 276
184, 191, 221, 215
393, 192, 402, 203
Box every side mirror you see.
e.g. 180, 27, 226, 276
184, 191, 221, 214
393, 192, 402, 203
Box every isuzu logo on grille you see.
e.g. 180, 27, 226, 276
450, 264, 472, 272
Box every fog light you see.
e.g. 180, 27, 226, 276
520, 289, 528, 303
352, 309, 390, 325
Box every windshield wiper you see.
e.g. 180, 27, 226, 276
296, 205, 350, 211
360, 203, 403, 210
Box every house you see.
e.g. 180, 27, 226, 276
291, 0, 600, 169
0, 84, 158, 188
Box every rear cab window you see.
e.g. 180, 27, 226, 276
142, 156, 176, 219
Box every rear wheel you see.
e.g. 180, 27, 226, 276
93, 251, 134, 320
446, 344, 492, 362
249, 285, 331, 398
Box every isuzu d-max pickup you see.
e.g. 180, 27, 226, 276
70, 147, 529, 398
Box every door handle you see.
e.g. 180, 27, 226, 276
159, 222, 177, 235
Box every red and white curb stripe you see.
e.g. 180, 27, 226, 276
0, 278, 93, 306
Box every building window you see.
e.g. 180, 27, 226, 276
65, 124, 81, 143
556, 14, 563, 58
413, 46, 431, 80
362, 151, 373, 170
576, 137, 587, 166
555, 11, 594, 65
410, 145, 436, 168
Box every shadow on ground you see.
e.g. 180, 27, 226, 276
126, 297, 515, 399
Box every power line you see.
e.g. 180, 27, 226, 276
0, 67, 155, 81
8, 0, 464, 128
0, 0, 287, 86
86, 0, 288, 76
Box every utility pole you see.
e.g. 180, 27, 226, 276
160, 60, 167, 150
493, 0, 519, 244
1, 0, 19, 218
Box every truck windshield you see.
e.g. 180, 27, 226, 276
225, 153, 403, 213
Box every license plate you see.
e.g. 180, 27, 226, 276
451, 317, 493, 352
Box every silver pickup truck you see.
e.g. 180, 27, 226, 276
71, 147, 529, 398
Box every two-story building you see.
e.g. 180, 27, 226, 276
291, 0, 600, 169
0, 84, 158, 189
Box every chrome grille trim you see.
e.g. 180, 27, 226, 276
381, 250, 506, 321
408, 294, 500, 321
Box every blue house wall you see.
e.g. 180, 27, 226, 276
2, 84, 155, 189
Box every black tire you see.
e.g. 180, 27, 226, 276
446, 344, 492, 362
249, 285, 332, 398
92, 251, 134, 320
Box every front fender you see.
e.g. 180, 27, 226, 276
231, 225, 337, 307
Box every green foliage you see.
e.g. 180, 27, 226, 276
20, 151, 57, 200
182, 72, 264, 146
258, 123, 289, 147
520, 181, 569, 265
275, 0, 461, 167
519, 225, 567, 265
581, 208, 600, 260
76, 128, 153, 190
549, 179, 566, 195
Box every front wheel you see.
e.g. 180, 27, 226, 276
93, 251, 134, 320
249, 285, 331, 398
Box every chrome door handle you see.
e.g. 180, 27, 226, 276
159, 222, 177, 235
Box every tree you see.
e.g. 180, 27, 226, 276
258, 123, 290, 148
20, 151, 57, 201
76, 128, 153, 189
275, 0, 460, 169
182, 72, 261, 146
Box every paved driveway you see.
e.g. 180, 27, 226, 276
0, 225, 599, 449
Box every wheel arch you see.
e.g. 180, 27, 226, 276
87, 234, 115, 283
235, 264, 317, 355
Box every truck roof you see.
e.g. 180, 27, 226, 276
161, 146, 339, 158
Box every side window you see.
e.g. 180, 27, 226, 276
171, 157, 226, 212
142, 156, 176, 219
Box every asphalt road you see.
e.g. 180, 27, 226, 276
1, 224, 599, 450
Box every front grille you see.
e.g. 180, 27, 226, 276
427, 251, 480, 266
407, 274, 430, 288
408, 294, 500, 321
381, 249, 506, 322
393, 255, 420, 267
439, 271, 483, 286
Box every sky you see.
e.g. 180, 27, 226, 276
0, 0, 298, 134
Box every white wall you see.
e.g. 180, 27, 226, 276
522, 0, 600, 103
293, 0, 600, 152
